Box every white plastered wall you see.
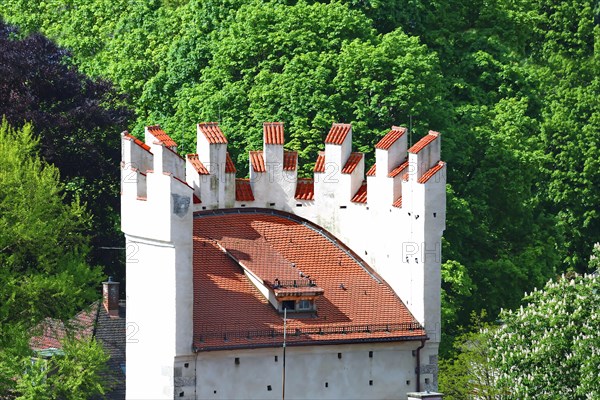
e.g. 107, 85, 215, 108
195, 341, 422, 400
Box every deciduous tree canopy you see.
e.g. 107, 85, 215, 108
0, 121, 106, 397
0, 0, 598, 364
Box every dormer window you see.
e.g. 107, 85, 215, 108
297, 299, 312, 311
278, 298, 316, 313
282, 301, 295, 310
214, 240, 323, 315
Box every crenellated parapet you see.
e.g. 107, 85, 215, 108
122, 121, 444, 216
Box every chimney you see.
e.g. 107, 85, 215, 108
103, 277, 120, 317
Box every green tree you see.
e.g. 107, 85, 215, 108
0, 20, 131, 278
0, 120, 105, 397
15, 337, 110, 400
490, 272, 600, 399
170, 1, 447, 173
439, 313, 504, 400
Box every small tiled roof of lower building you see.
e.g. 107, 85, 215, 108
30, 301, 126, 400
249, 151, 266, 173
235, 178, 254, 201
341, 152, 363, 174
295, 178, 314, 200
30, 306, 97, 351
94, 301, 126, 399
351, 181, 368, 204
314, 151, 325, 173
192, 209, 425, 351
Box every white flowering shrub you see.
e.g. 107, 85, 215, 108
489, 274, 600, 399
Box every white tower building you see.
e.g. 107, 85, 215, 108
121, 121, 446, 399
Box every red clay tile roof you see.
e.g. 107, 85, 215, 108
351, 181, 368, 204
325, 123, 351, 145
341, 152, 363, 174
187, 154, 209, 175
388, 160, 409, 178
250, 151, 266, 173
235, 178, 254, 202
295, 178, 314, 200
214, 235, 321, 294
123, 132, 152, 153
314, 151, 325, 173
198, 122, 228, 144
418, 161, 445, 183
283, 151, 297, 171
264, 122, 284, 145
366, 164, 376, 176
393, 196, 403, 208
30, 304, 98, 350
375, 126, 406, 150
193, 194, 201, 204
408, 130, 439, 154
192, 210, 425, 351
225, 152, 237, 174
147, 125, 177, 148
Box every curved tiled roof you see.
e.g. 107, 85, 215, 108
419, 161, 445, 183
192, 209, 425, 351
123, 132, 152, 153
393, 196, 403, 208
366, 164, 376, 177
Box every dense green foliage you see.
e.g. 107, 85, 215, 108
490, 273, 600, 399
441, 247, 600, 399
0, 121, 107, 397
0, 20, 131, 279
0, 0, 598, 356
438, 312, 502, 400
15, 337, 110, 400
441, 270, 600, 399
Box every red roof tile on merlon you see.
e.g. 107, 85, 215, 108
325, 123, 351, 145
